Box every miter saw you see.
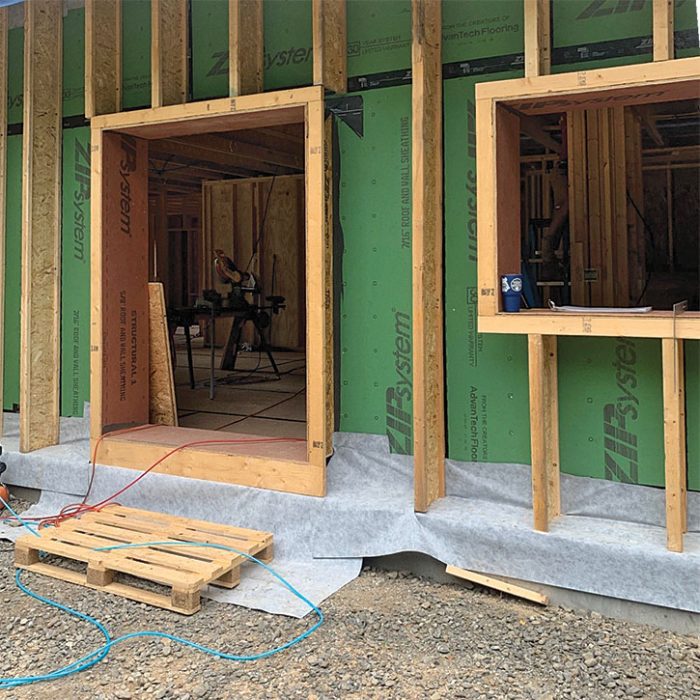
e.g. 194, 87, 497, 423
198, 249, 286, 377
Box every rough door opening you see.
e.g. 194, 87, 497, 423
90, 89, 330, 496
148, 125, 307, 443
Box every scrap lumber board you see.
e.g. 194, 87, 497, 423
148, 282, 178, 426
446, 564, 549, 606
15, 505, 273, 615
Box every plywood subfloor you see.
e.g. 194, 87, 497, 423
106, 424, 308, 462
173, 343, 306, 440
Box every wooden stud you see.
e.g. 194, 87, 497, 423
625, 108, 645, 304
412, 0, 444, 512
567, 110, 588, 305
653, 0, 674, 62
151, 0, 188, 108
662, 338, 687, 552
611, 106, 629, 305
20, 0, 62, 452
229, 0, 263, 96
305, 95, 329, 469
85, 0, 121, 118
312, 0, 347, 94
0, 8, 6, 436
524, 0, 551, 78
528, 334, 560, 531
446, 565, 549, 606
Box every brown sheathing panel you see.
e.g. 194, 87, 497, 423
312, 0, 347, 94
151, 0, 188, 108
20, 0, 62, 452
99, 132, 150, 432
229, 0, 263, 96
412, 0, 444, 512
85, 0, 121, 118
524, 0, 550, 78
495, 106, 521, 286
148, 282, 178, 426
0, 8, 6, 436
653, 0, 674, 62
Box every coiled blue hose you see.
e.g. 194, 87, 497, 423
0, 495, 324, 689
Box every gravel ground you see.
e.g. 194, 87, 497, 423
0, 499, 698, 699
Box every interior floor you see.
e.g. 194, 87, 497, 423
173, 335, 306, 440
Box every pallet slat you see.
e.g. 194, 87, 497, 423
15, 506, 274, 615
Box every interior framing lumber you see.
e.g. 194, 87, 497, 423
85, 0, 121, 118
653, 0, 674, 62
19, 0, 62, 452
446, 564, 549, 605
90, 87, 330, 496
229, 0, 263, 96
662, 338, 687, 552
412, 0, 445, 512
151, 0, 188, 108
0, 8, 6, 436
524, 0, 551, 78
312, 0, 347, 94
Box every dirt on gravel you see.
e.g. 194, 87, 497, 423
0, 499, 698, 699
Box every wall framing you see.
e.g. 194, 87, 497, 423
20, 0, 63, 452
476, 57, 700, 340
476, 56, 700, 549
0, 8, 6, 437
90, 87, 331, 497
412, 0, 444, 513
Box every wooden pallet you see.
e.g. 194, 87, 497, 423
14, 505, 274, 614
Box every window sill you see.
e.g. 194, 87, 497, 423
477, 310, 700, 339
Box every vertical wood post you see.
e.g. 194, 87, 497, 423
151, 0, 188, 107
528, 334, 560, 531
524, 0, 551, 78
0, 8, 6, 436
653, 0, 674, 62
312, 0, 346, 94
229, 0, 263, 96
20, 0, 62, 451
412, 0, 444, 512
662, 337, 687, 552
85, 0, 121, 118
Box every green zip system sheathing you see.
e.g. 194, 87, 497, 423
1, 1, 698, 493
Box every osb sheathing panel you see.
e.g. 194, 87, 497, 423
152, 0, 188, 107
85, 0, 120, 117
20, 0, 62, 452
229, 0, 263, 96
148, 282, 177, 426
0, 9, 7, 435
100, 132, 149, 432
